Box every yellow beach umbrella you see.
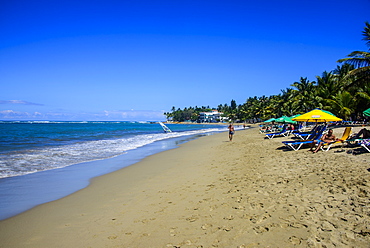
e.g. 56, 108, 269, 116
292, 109, 342, 122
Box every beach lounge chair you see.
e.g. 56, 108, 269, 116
259, 125, 273, 133
282, 129, 324, 151
265, 125, 290, 139
293, 125, 325, 140
343, 137, 366, 150
360, 139, 370, 152
294, 123, 306, 132
320, 127, 352, 151
299, 123, 306, 132
260, 124, 282, 133
293, 125, 316, 139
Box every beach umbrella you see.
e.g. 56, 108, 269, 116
274, 116, 297, 124
292, 109, 342, 122
263, 118, 276, 123
363, 108, 370, 117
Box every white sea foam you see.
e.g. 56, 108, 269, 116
0, 127, 229, 178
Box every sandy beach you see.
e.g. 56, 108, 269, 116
0, 125, 369, 247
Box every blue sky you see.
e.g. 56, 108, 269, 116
1, 0, 369, 121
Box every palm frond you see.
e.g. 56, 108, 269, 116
337, 51, 370, 68
356, 91, 370, 101
336, 65, 370, 89
347, 66, 370, 77
362, 21, 370, 47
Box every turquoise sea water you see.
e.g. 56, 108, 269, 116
0, 121, 230, 220
0, 121, 227, 178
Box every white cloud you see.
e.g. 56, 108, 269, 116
0, 110, 30, 117
0, 109, 166, 121
0, 100, 44, 106
97, 110, 166, 121
0, 110, 46, 119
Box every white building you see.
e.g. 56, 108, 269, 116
199, 110, 225, 123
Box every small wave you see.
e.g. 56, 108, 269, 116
0, 127, 226, 178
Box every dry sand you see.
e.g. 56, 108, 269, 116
0, 125, 369, 248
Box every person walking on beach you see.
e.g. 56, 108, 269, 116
228, 123, 235, 141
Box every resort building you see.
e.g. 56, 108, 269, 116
199, 110, 225, 123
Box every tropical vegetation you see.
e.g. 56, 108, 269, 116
165, 22, 370, 122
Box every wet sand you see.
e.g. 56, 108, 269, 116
0, 126, 369, 247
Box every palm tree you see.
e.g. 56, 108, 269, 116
326, 91, 357, 120
280, 88, 299, 116
242, 96, 266, 121
315, 71, 341, 109
291, 77, 317, 112
333, 64, 355, 82
255, 95, 272, 120
266, 95, 282, 117
337, 22, 370, 89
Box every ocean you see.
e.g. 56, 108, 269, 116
0, 121, 230, 220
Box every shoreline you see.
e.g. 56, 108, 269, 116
0, 132, 217, 221
0, 126, 369, 247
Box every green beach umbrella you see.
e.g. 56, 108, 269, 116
363, 108, 370, 117
274, 116, 297, 124
264, 118, 276, 123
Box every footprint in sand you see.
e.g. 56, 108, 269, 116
186, 215, 199, 222
169, 228, 178, 236
289, 236, 302, 245
253, 225, 269, 234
